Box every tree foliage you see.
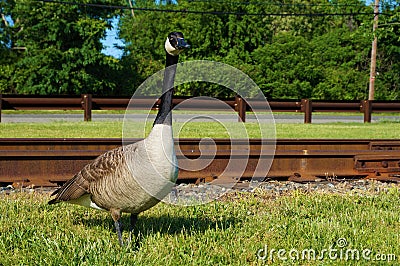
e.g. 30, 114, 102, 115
119, 0, 399, 99
0, 0, 399, 100
374, 0, 400, 99
1, 0, 124, 94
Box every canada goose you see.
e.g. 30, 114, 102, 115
49, 32, 190, 246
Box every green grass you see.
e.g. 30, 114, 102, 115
0, 121, 125, 139
0, 188, 399, 265
1, 121, 400, 139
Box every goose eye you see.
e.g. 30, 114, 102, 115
169, 38, 177, 47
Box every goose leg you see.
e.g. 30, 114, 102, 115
110, 209, 124, 246
129, 214, 139, 248
114, 220, 124, 246
130, 214, 138, 232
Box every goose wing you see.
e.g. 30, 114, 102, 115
49, 145, 128, 204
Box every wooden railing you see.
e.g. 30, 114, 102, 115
1, 94, 400, 123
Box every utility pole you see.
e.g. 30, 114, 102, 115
368, 0, 380, 100
128, 0, 135, 17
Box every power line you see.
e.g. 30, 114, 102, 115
187, 0, 369, 8
188, 0, 400, 10
37, 0, 390, 17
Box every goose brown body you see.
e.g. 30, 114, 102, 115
49, 32, 189, 246
50, 125, 177, 215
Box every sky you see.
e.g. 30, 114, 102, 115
101, 17, 124, 58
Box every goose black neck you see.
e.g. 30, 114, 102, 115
153, 52, 179, 126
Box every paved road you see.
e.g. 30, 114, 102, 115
1, 113, 399, 123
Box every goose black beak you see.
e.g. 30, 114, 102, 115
177, 38, 190, 50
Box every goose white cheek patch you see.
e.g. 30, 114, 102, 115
165, 38, 181, 56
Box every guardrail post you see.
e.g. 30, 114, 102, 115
235, 95, 246, 122
81, 94, 92, 122
301, 99, 312, 123
361, 100, 372, 123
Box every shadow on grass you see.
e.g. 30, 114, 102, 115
75, 213, 239, 236
137, 214, 238, 235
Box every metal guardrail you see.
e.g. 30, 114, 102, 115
1, 94, 400, 123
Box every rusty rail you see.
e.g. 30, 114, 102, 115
1, 94, 400, 123
0, 138, 399, 187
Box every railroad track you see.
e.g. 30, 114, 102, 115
1, 138, 400, 187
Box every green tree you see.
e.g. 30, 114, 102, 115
0, 0, 19, 93
1, 0, 125, 95
119, 0, 277, 97
373, 1, 400, 99
2, 0, 398, 100
119, 0, 389, 100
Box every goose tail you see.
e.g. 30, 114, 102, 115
48, 187, 62, 204
48, 198, 59, 205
